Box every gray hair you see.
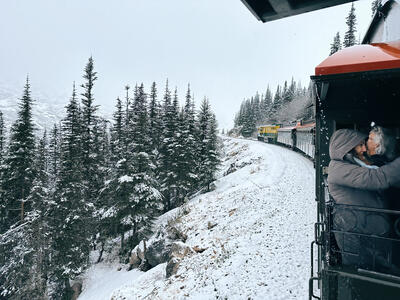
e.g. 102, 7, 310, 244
370, 126, 398, 161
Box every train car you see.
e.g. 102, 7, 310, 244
277, 125, 296, 149
241, 1, 400, 299
296, 121, 315, 159
310, 2, 400, 299
257, 124, 280, 143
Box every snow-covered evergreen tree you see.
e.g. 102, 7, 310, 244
203, 113, 220, 190
261, 87, 272, 123
372, 0, 382, 16
0, 131, 51, 300
197, 97, 219, 190
104, 95, 132, 253
269, 85, 282, 123
49, 83, 88, 299
159, 80, 177, 211
179, 85, 198, 197
330, 32, 342, 55
92, 117, 112, 253
110, 97, 124, 164
148, 82, 162, 156
48, 123, 61, 189
343, 3, 357, 48
104, 84, 161, 257
0, 110, 5, 234
0, 110, 5, 163
2, 78, 36, 230
80, 56, 100, 207
126, 83, 161, 235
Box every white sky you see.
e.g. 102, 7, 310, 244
0, 0, 373, 130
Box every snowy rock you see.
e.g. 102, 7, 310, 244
167, 224, 187, 242
145, 239, 171, 267
128, 250, 141, 269
170, 241, 194, 260
137, 240, 146, 261
71, 282, 82, 300
128, 240, 150, 271
166, 257, 181, 278
166, 242, 194, 277
207, 221, 218, 230
224, 162, 237, 176
192, 245, 208, 253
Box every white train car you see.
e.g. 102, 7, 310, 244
296, 122, 315, 159
277, 125, 296, 148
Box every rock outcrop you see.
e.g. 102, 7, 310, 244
166, 241, 194, 278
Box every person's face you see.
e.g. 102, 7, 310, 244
354, 141, 367, 158
367, 132, 378, 156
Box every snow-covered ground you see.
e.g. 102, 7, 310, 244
78, 136, 315, 300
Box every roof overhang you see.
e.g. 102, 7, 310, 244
240, 0, 358, 22
315, 41, 400, 76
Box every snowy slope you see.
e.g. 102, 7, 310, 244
0, 82, 65, 131
78, 136, 315, 300
0, 82, 112, 132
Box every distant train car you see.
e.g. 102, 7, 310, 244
257, 124, 280, 143
277, 125, 296, 149
295, 121, 315, 159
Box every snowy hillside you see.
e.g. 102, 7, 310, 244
0, 82, 65, 131
0, 82, 111, 132
78, 136, 315, 300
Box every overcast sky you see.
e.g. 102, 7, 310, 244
0, 0, 373, 129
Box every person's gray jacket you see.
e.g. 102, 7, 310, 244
328, 129, 400, 237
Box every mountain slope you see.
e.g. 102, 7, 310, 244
79, 136, 315, 300
0, 83, 65, 131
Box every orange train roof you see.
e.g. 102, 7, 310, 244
296, 122, 315, 130
315, 41, 400, 76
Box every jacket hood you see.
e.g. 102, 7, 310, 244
329, 129, 367, 160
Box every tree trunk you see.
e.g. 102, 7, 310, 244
121, 232, 124, 250
21, 188, 25, 221
96, 242, 105, 263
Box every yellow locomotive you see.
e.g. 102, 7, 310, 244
257, 124, 280, 143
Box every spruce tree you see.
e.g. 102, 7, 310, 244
197, 97, 211, 187
180, 85, 198, 196
49, 83, 88, 299
148, 82, 163, 200
127, 83, 160, 235
0, 132, 50, 300
343, 3, 357, 48
2, 77, 36, 229
204, 113, 220, 191
159, 80, 175, 211
330, 32, 342, 55
48, 123, 61, 188
106, 95, 132, 252
25, 131, 51, 298
270, 85, 282, 123
80, 56, 100, 205
261, 87, 273, 123
372, 0, 382, 16
0, 110, 4, 162
110, 97, 124, 164
0, 110, 5, 233
80, 57, 105, 255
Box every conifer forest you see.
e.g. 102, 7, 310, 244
233, 1, 364, 138
232, 79, 314, 137
0, 57, 220, 299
